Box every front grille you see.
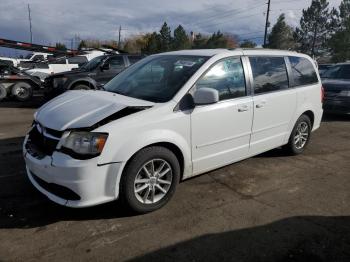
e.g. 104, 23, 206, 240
26, 124, 62, 158
31, 172, 81, 201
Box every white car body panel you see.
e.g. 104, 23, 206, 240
23, 49, 323, 207
191, 97, 253, 175
35, 90, 154, 130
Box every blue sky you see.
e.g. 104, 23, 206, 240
0, 0, 342, 56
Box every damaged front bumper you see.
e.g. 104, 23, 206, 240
23, 134, 124, 208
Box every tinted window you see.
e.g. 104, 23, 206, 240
32, 55, 44, 61
196, 57, 246, 101
338, 65, 350, 79
50, 58, 67, 64
80, 55, 106, 71
289, 56, 318, 86
249, 56, 288, 94
107, 56, 125, 69
104, 55, 208, 103
128, 55, 143, 65
68, 56, 88, 65
322, 65, 341, 78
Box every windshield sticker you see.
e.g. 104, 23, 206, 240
174, 60, 196, 67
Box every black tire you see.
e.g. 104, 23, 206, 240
284, 115, 312, 155
0, 84, 7, 101
71, 84, 91, 90
120, 146, 181, 213
11, 82, 33, 102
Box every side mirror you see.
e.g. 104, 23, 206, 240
193, 88, 219, 105
101, 63, 110, 71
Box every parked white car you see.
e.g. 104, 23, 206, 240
0, 52, 52, 68
25, 50, 107, 80
23, 49, 323, 213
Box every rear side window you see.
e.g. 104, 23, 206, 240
338, 65, 350, 79
289, 56, 318, 86
68, 56, 88, 65
128, 55, 143, 65
196, 57, 246, 101
107, 56, 125, 69
249, 56, 288, 94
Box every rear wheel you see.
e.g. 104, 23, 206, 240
284, 115, 312, 155
11, 82, 33, 102
0, 84, 7, 101
120, 146, 180, 213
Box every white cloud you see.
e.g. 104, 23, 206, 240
0, 0, 345, 47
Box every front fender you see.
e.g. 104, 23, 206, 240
98, 128, 192, 177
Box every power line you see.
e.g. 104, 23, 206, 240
191, 3, 266, 27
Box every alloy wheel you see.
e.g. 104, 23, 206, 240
294, 121, 309, 150
134, 159, 173, 204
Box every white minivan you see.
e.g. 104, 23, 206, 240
23, 49, 323, 213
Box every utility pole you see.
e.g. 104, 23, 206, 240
263, 0, 271, 47
27, 4, 33, 43
118, 25, 122, 48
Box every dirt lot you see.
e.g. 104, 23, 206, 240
0, 98, 350, 262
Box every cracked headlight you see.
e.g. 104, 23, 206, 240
61, 131, 108, 158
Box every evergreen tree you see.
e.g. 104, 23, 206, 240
267, 14, 296, 50
240, 40, 257, 48
295, 0, 333, 57
159, 22, 172, 52
55, 42, 67, 50
339, 0, 350, 27
329, 0, 350, 62
192, 33, 208, 49
173, 25, 190, 50
206, 31, 227, 48
141, 32, 161, 54
78, 40, 87, 50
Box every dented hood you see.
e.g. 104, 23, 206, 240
35, 90, 154, 131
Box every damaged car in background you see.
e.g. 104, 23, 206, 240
23, 49, 323, 213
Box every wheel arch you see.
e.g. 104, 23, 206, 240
130, 142, 185, 181
112, 140, 188, 199
68, 78, 96, 90
302, 110, 314, 128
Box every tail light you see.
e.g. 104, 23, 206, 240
321, 85, 325, 103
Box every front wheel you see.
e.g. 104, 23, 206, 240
284, 115, 312, 155
120, 146, 180, 213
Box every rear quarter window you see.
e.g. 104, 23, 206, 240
128, 56, 144, 65
289, 56, 319, 86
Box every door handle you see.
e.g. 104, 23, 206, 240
256, 101, 267, 108
238, 105, 249, 112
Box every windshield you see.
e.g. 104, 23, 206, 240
104, 55, 209, 102
80, 55, 106, 71
322, 65, 341, 78
25, 53, 33, 59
